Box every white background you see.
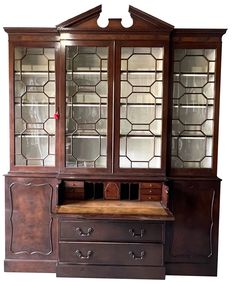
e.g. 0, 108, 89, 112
0, 0, 234, 283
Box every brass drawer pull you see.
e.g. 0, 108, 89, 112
129, 228, 145, 238
75, 249, 93, 259
129, 251, 145, 260
75, 227, 94, 237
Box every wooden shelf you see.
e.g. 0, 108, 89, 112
56, 200, 173, 219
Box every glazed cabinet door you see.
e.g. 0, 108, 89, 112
4, 177, 58, 272
11, 43, 59, 171
61, 41, 169, 174
60, 41, 113, 173
170, 46, 222, 176
114, 42, 170, 174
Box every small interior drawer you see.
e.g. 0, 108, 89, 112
140, 183, 162, 189
64, 181, 84, 188
140, 195, 161, 201
140, 188, 161, 195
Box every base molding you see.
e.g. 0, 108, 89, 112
4, 260, 218, 278
4, 259, 56, 273
166, 263, 217, 276
56, 264, 165, 279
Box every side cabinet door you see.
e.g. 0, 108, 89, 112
5, 177, 58, 268
165, 180, 220, 275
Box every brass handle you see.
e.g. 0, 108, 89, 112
75, 249, 93, 259
129, 251, 145, 260
129, 228, 145, 238
75, 227, 94, 237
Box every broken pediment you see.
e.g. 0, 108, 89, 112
56, 5, 174, 32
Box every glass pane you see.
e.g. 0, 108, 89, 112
22, 54, 49, 71
120, 47, 164, 168
66, 136, 107, 168
127, 54, 156, 71
178, 74, 208, 87
65, 46, 108, 168
126, 137, 155, 161
21, 136, 49, 159
21, 73, 49, 86
180, 56, 208, 73
21, 105, 48, 123
72, 54, 100, 71
177, 106, 208, 125
177, 137, 206, 161
127, 73, 156, 86
14, 47, 56, 166
72, 73, 101, 86
171, 48, 216, 168
67, 105, 107, 124
121, 105, 159, 124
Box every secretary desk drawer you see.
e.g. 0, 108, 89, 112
59, 242, 163, 266
59, 220, 164, 243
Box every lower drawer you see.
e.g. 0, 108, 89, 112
140, 195, 161, 201
59, 242, 163, 266
59, 220, 164, 242
56, 264, 165, 279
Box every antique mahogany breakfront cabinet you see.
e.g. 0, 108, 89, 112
4, 5, 226, 279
